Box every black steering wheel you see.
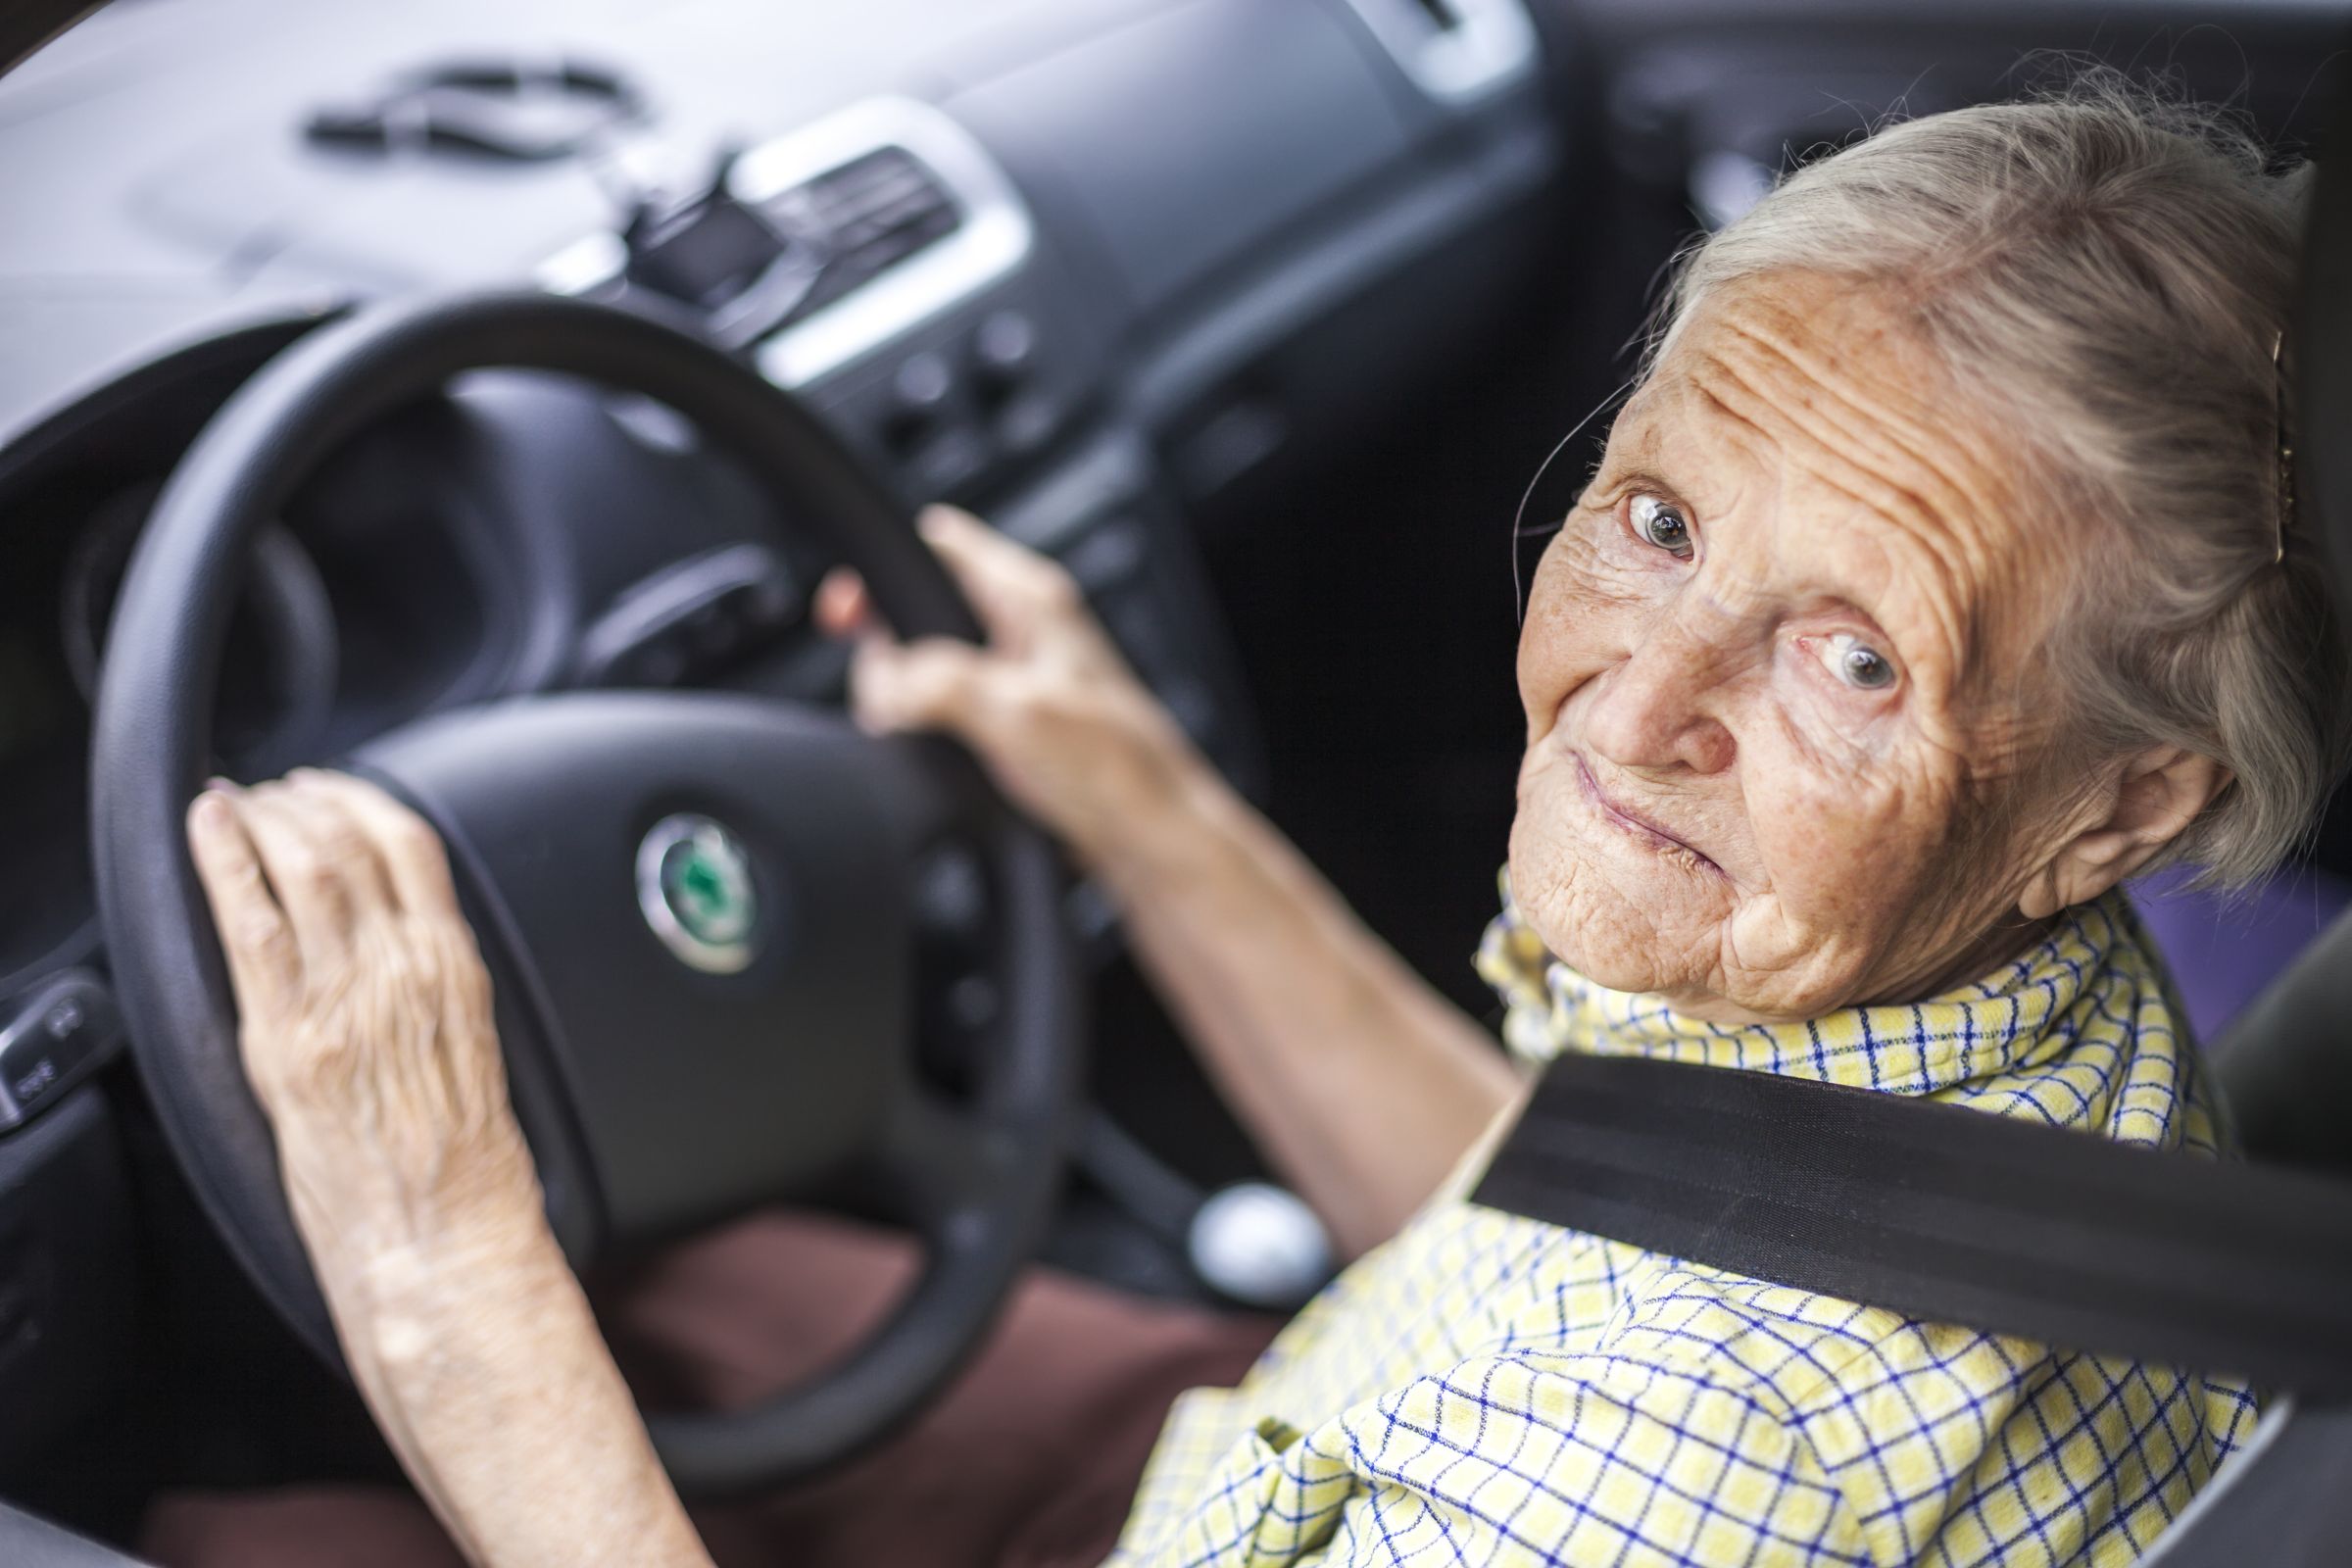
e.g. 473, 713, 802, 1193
87, 291, 1084, 1496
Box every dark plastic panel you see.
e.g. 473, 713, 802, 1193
943, 0, 1413, 319
0, 1087, 135, 1474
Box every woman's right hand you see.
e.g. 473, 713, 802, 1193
817, 506, 1203, 870
184, 771, 542, 1276
829, 510, 1519, 1259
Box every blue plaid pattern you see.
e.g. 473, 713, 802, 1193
1107, 888, 2256, 1567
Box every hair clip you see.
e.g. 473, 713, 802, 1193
2274, 328, 2293, 566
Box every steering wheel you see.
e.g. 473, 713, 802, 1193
86, 291, 1084, 1497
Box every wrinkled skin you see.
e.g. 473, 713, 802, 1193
189, 772, 710, 1568
1510, 271, 2218, 1021
186, 770, 538, 1263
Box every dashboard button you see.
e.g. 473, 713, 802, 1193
995, 392, 1059, 457
908, 426, 989, 494
973, 310, 1037, 379
1062, 515, 1148, 590
0, 973, 123, 1133
894, 350, 955, 411
882, 351, 957, 454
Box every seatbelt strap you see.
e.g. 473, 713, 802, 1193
1471, 1051, 2352, 1400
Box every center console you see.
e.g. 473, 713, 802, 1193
535, 95, 1263, 805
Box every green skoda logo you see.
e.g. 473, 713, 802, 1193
636, 814, 760, 974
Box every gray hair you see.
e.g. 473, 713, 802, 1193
1648, 72, 2351, 888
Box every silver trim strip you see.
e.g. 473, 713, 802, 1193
536, 96, 1033, 390
537, 230, 627, 296
1339, 0, 1539, 103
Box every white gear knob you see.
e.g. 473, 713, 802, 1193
1188, 1182, 1333, 1309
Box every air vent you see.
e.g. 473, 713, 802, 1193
538, 98, 1034, 389
1342, 0, 1539, 103
786, 146, 962, 315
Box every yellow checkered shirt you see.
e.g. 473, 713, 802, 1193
1108, 889, 2257, 1567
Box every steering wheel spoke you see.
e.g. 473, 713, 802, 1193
868, 1090, 1020, 1230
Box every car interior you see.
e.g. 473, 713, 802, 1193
1, 0, 2349, 1560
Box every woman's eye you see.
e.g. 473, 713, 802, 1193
1629, 493, 1693, 559
1818, 633, 1897, 691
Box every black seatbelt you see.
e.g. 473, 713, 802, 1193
1471, 1051, 2352, 1401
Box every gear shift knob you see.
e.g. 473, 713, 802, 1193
1188, 1182, 1333, 1309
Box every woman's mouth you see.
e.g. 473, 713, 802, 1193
1573, 753, 1721, 871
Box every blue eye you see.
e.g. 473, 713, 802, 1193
1818, 633, 1896, 691
1631, 493, 1693, 558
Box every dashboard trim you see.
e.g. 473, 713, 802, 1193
536, 96, 1036, 392
1339, 0, 1540, 104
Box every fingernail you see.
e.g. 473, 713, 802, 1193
206, 775, 238, 793
192, 792, 234, 830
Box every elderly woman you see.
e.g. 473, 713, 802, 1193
152, 82, 2345, 1568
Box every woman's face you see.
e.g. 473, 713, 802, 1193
1512, 271, 2088, 1021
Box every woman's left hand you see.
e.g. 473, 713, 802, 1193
185, 768, 542, 1276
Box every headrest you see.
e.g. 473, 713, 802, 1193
2297, 122, 2352, 613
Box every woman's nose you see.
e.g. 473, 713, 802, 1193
1581, 625, 1738, 776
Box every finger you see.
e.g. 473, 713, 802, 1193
271, 775, 399, 918
232, 783, 358, 969
848, 635, 991, 735
917, 506, 1057, 591
813, 568, 873, 640
915, 506, 1079, 636
295, 769, 464, 922
916, 503, 998, 546
185, 789, 301, 1015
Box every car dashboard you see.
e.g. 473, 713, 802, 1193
0, 0, 1561, 993
0, 0, 1573, 1490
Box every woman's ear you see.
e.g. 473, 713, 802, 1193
2017, 746, 2230, 919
